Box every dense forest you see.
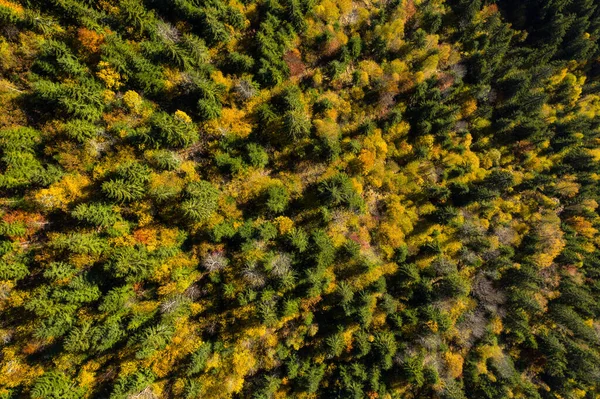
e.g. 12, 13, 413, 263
1, 0, 600, 398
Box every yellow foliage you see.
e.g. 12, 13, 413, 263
313, 118, 339, 139
131, 201, 153, 226
313, 69, 323, 86
275, 216, 294, 235
358, 60, 384, 82
341, 325, 358, 351
123, 90, 143, 111
206, 107, 252, 139
151, 319, 200, 377
0, 348, 43, 388
378, 221, 405, 256
372, 14, 405, 52
34, 173, 90, 211
426, 320, 438, 332
314, 0, 340, 23
175, 109, 192, 123
157, 281, 178, 296
373, 311, 387, 327
131, 301, 159, 315
532, 212, 565, 268
388, 59, 409, 74
98, 0, 119, 14
351, 262, 397, 290
0, 0, 24, 16
549, 68, 568, 86
196, 345, 256, 398
102, 89, 115, 104
479, 344, 503, 361
96, 61, 123, 89
351, 178, 363, 195
180, 160, 199, 181
449, 298, 470, 322
444, 352, 464, 379
385, 121, 410, 143
163, 67, 186, 92
337, 0, 352, 15
358, 149, 376, 172
414, 71, 425, 83
119, 360, 139, 377
589, 148, 600, 162
70, 253, 97, 269
421, 53, 439, 75
569, 216, 597, 238
211, 70, 231, 90
149, 170, 184, 196
461, 99, 477, 118
231, 170, 276, 203
490, 316, 503, 334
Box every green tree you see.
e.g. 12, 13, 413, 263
180, 180, 220, 223
31, 372, 85, 399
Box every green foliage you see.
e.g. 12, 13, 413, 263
187, 342, 213, 376
288, 228, 308, 252
0, 127, 61, 189
265, 184, 290, 213
33, 78, 105, 121
180, 180, 220, 223
102, 161, 150, 202
62, 119, 99, 143
110, 369, 156, 399
148, 150, 181, 170
2, 1, 600, 398
102, 178, 145, 202
43, 262, 77, 282
319, 173, 364, 211
0, 258, 28, 280
106, 246, 156, 281
72, 203, 121, 227
246, 143, 269, 168
99, 285, 135, 314
31, 372, 85, 399
150, 111, 199, 148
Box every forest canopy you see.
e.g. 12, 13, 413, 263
1, 0, 600, 398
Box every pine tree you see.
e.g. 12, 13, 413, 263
180, 180, 220, 223
326, 333, 345, 358
31, 372, 85, 399
72, 203, 121, 227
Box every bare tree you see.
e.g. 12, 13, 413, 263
269, 253, 292, 278
472, 273, 506, 314
242, 265, 266, 287
129, 386, 158, 399
234, 79, 256, 100
157, 21, 181, 43
202, 251, 229, 272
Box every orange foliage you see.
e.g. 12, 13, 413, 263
358, 149, 376, 172
0, 0, 24, 16
2, 211, 45, 238
77, 28, 105, 53
284, 49, 306, 78
403, 0, 416, 22
480, 4, 499, 19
